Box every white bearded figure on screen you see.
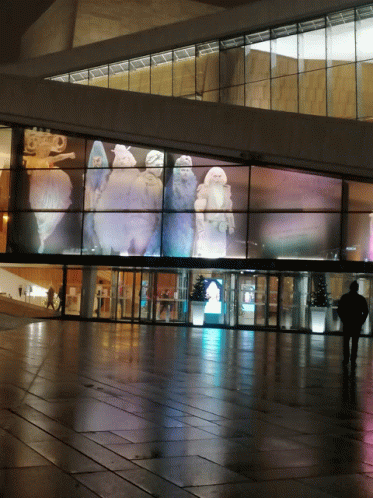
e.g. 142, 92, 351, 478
162, 155, 197, 257
194, 166, 235, 258
94, 149, 164, 255
84, 140, 110, 251
23, 130, 75, 253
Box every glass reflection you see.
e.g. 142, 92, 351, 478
0, 128, 12, 169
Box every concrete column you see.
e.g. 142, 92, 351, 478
80, 266, 97, 318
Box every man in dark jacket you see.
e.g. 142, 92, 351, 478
338, 281, 368, 369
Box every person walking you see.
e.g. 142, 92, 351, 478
337, 281, 368, 370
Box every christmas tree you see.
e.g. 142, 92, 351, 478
190, 275, 207, 301
309, 274, 331, 307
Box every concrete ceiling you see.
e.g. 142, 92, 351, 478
0, 0, 254, 63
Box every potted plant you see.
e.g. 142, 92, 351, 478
309, 275, 331, 333
190, 275, 207, 326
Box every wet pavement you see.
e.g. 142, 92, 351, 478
0, 320, 373, 497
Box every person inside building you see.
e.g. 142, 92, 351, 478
46, 285, 55, 310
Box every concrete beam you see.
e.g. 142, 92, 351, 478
0, 74, 371, 179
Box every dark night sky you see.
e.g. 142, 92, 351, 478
0, 0, 255, 64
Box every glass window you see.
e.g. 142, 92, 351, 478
220, 85, 244, 106
326, 10, 356, 66
50, 74, 69, 83
327, 63, 356, 119
245, 31, 270, 83
83, 212, 161, 256
220, 37, 245, 88
129, 56, 150, 93
299, 69, 326, 116
109, 61, 129, 90
66, 266, 82, 315
248, 212, 341, 260
250, 167, 342, 211
70, 70, 88, 85
347, 180, 373, 211
345, 213, 373, 261
151, 51, 172, 96
200, 90, 219, 102
271, 75, 298, 113
196, 41, 219, 96
23, 130, 85, 169
356, 4, 373, 61
245, 80, 270, 109
298, 22, 326, 72
0, 170, 10, 212
8, 212, 82, 255
0, 213, 8, 252
0, 127, 12, 169
357, 60, 373, 120
173, 46, 195, 98
89, 65, 108, 88
271, 25, 298, 78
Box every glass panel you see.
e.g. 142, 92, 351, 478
220, 85, 244, 106
345, 213, 373, 261
268, 275, 279, 326
298, 28, 326, 72
356, 4, 373, 61
0, 265, 63, 308
140, 271, 154, 321
327, 63, 356, 119
89, 65, 108, 88
66, 267, 82, 315
155, 272, 178, 322
83, 212, 161, 256
299, 69, 326, 116
248, 212, 341, 259
357, 60, 373, 119
250, 166, 342, 211
196, 41, 219, 95
193, 212, 247, 259
93, 268, 112, 319
245, 80, 270, 109
271, 25, 298, 78
347, 180, 373, 211
0, 213, 8, 252
129, 56, 150, 93
15, 169, 84, 211
109, 61, 129, 90
245, 31, 270, 83
271, 75, 298, 112
9, 212, 82, 254
70, 70, 88, 85
220, 46, 245, 88
51, 74, 69, 83
173, 46, 195, 97
23, 130, 85, 169
0, 127, 12, 169
237, 274, 266, 326
151, 51, 172, 96
0, 170, 10, 212
326, 9, 356, 66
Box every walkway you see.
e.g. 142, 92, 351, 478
0, 320, 373, 497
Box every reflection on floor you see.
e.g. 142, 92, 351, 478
0, 321, 373, 497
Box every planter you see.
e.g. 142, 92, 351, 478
311, 307, 327, 333
191, 301, 205, 326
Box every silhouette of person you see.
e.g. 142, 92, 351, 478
337, 281, 368, 369
46, 286, 55, 310
57, 285, 64, 312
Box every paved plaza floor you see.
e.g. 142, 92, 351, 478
0, 320, 373, 497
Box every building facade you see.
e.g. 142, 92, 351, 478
1, 0, 373, 332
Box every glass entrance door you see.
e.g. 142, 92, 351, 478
116, 270, 142, 321
155, 271, 188, 323
237, 273, 279, 327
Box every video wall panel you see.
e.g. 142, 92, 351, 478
4, 125, 373, 262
